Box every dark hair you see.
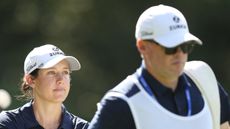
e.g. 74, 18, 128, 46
17, 69, 39, 101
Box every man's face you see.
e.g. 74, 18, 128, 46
138, 40, 188, 80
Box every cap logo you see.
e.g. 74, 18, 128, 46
169, 16, 187, 31
39, 63, 44, 68
141, 31, 153, 37
26, 62, 37, 73
50, 47, 64, 56
173, 16, 180, 23
52, 47, 60, 51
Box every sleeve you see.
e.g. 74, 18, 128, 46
0, 124, 8, 129
218, 82, 230, 124
0, 111, 17, 129
88, 95, 136, 129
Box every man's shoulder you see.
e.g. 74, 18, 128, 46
63, 110, 89, 129
97, 75, 140, 112
74, 117, 89, 129
111, 75, 140, 98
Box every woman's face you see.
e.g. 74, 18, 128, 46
33, 60, 71, 104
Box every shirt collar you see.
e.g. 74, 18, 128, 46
59, 105, 74, 129
20, 101, 41, 128
21, 101, 73, 129
140, 67, 187, 97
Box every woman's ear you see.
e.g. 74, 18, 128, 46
24, 74, 35, 88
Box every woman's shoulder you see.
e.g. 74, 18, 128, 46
0, 106, 22, 122
0, 107, 23, 128
0, 102, 34, 128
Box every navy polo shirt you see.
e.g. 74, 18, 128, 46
0, 101, 89, 129
141, 68, 204, 116
88, 67, 230, 129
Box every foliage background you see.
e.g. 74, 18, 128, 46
0, 0, 229, 120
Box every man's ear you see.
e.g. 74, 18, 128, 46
136, 39, 147, 54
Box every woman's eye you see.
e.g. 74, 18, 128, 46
47, 71, 56, 75
63, 71, 70, 75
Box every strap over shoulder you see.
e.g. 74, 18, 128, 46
184, 60, 220, 129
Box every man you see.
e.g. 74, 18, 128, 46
88, 4, 230, 129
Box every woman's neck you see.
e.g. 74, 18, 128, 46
32, 100, 62, 129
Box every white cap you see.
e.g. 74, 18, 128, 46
0, 89, 11, 109
24, 44, 81, 74
135, 4, 202, 48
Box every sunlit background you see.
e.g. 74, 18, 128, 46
0, 0, 230, 120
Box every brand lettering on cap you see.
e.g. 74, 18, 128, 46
49, 51, 64, 56
169, 24, 186, 31
50, 47, 64, 56
39, 63, 44, 68
141, 31, 153, 37
169, 16, 187, 31
26, 62, 37, 73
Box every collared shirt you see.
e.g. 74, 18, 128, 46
141, 68, 204, 116
88, 66, 230, 129
0, 101, 89, 129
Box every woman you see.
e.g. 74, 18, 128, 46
0, 44, 89, 129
